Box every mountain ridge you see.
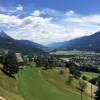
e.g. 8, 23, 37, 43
0, 31, 46, 55
47, 31, 100, 53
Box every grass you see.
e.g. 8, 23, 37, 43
0, 63, 3, 68
0, 64, 91, 100
82, 72, 100, 81
18, 67, 88, 100
0, 67, 24, 100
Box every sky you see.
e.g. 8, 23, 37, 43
0, 0, 100, 45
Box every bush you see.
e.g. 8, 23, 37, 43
77, 80, 87, 91
82, 76, 87, 81
67, 75, 73, 85
59, 70, 64, 75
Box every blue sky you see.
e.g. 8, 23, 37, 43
0, 0, 100, 45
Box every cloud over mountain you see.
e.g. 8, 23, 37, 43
0, 7, 100, 45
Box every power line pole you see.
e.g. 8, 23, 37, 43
91, 83, 92, 100
81, 90, 82, 100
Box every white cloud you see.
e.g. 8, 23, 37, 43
1, 10, 100, 45
31, 10, 42, 17
41, 8, 62, 17
16, 5, 23, 11
0, 5, 23, 15
0, 6, 15, 14
65, 10, 75, 16
64, 14, 100, 25
0, 14, 22, 27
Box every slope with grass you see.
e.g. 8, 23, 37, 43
0, 64, 92, 100
18, 67, 89, 100
0, 68, 24, 100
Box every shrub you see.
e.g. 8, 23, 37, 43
77, 80, 87, 91
82, 76, 87, 81
59, 70, 64, 75
67, 75, 73, 85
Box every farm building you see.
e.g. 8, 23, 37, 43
15, 53, 24, 65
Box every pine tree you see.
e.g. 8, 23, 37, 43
4, 51, 19, 75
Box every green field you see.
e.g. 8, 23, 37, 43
0, 65, 90, 100
82, 72, 100, 81
50, 50, 90, 55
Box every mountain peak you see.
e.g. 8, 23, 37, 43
0, 31, 6, 34
0, 31, 10, 38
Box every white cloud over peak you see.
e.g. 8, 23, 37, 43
1, 9, 100, 45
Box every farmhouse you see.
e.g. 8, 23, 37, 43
15, 53, 24, 65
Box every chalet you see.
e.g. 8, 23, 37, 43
15, 53, 24, 66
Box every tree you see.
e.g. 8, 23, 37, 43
3, 51, 19, 75
23, 56, 29, 66
48, 56, 55, 68
67, 75, 73, 85
77, 80, 87, 100
95, 80, 100, 100
69, 66, 81, 79
78, 80, 87, 91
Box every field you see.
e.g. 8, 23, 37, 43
0, 65, 91, 100
82, 72, 100, 81
50, 50, 90, 55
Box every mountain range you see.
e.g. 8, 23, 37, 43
1, 31, 100, 54
47, 31, 100, 53
0, 31, 46, 55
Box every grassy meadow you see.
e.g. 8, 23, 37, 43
0, 64, 91, 100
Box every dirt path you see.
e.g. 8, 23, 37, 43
0, 96, 6, 100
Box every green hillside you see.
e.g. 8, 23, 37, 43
0, 65, 90, 100
0, 67, 24, 100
